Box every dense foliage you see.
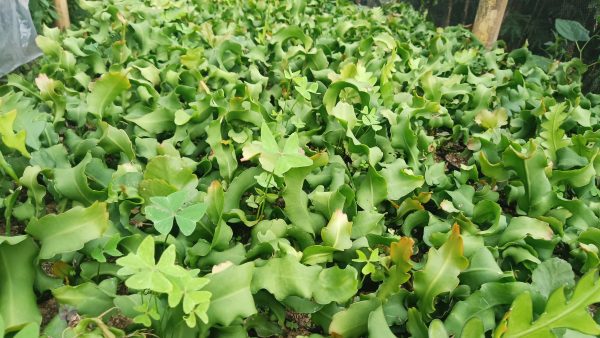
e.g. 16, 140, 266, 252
1, 0, 600, 337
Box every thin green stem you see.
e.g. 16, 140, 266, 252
256, 171, 274, 220
0, 151, 19, 182
4, 188, 20, 236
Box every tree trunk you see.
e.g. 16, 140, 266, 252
54, 0, 70, 30
462, 0, 471, 24
472, 0, 508, 49
444, 0, 454, 27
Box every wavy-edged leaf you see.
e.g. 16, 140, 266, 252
498, 269, 600, 337
0, 236, 40, 331
321, 209, 353, 250
205, 263, 256, 326
27, 201, 110, 259
540, 103, 570, 162
252, 255, 321, 300
87, 71, 130, 118
414, 224, 468, 316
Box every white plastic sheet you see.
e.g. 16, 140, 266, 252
0, 0, 42, 76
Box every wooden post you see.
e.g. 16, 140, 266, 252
54, 0, 71, 30
472, 0, 508, 49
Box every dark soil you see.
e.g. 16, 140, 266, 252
435, 141, 468, 169
107, 312, 133, 330
284, 311, 314, 337
39, 297, 59, 328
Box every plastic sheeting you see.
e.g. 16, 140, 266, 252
0, 0, 42, 76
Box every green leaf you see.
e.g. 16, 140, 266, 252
27, 202, 110, 259
503, 142, 555, 216
460, 247, 507, 289
356, 166, 388, 210
0, 110, 30, 157
252, 255, 321, 300
368, 306, 396, 338
98, 121, 135, 160
378, 237, 414, 300
53, 154, 107, 205
242, 122, 312, 177
52, 279, 117, 316
414, 224, 469, 316
445, 282, 536, 335
146, 190, 207, 236
207, 120, 238, 181
0, 237, 40, 331
532, 258, 575, 299
461, 317, 485, 338
116, 236, 184, 293
87, 71, 130, 118
380, 161, 424, 200
498, 216, 553, 245
321, 210, 353, 250
19, 166, 46, 217
329, 299, 381, 338
555, 19, 590, 42
429, 319, 450, 338
205, 263, 256, 326
540, 103, 570, 162
313, 266, 359, 304
282, 153, 329, 235
499, 269, 600, 337
329, 101, 358, 128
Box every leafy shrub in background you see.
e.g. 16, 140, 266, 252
0, 0, 599, 337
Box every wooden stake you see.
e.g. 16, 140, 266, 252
54, 0, 71, 30
472, 0, 508, 49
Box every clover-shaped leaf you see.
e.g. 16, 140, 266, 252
116, 236, 184, 293
145, 190, 207, 236
168, 270, 212, 327
242, 122, 312, 176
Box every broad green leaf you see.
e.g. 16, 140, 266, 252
321, 210, 353, 250
414, 224, 469, 316
380, 161, 424, 200
313, 266, 359, 304
0, 110, 29, 157
503, 142, 555, 216
498, 216, 553, 245
53, 154, 107, 205
460, 247, 507, 289
87, 71, 130, 118
205, 263, 256, 326
368, 306, 396, 338
499, 270, 600, 337
52, 279, 117, 316
283, 153, 329, 235
252, 255, 321, 300
555, 19, 590, 42
329, 101, 358, 128
98, 121, 135, 160
356, 166, 387, 210
378, 237, 414, 300
461, 317, 485, 338
532, 258, 575, 299
19, 166, 46, 217
207, 120, 238, 181
429, 319, 450, 338
540, 103, 570, 162
27, 202, 110, 259
0, 237, 40, 331
445, 282, 537, 335
329, 299, 380, 338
